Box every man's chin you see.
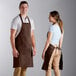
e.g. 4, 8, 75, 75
21, 12, 27, 15
23, 11, 27, 14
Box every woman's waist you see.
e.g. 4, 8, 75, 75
50, 42, 59, 47
49, 44, 61, 50
50, 39, 60, 45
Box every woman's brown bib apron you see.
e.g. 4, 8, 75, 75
13, 14, 33, 69
42, 44, 63, 70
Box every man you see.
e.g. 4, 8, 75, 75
10, 1, 36, 76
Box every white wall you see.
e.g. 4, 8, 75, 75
0, 0, 76, 76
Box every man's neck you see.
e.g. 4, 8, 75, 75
21, 14, 27, 18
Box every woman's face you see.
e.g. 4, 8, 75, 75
49, 15, 56, 23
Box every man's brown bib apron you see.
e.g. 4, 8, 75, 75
13, 14, 33, 69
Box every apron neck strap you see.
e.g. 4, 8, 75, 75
19, 14, 23, 23
26, 16, 30, 24
19, 14, 30, 24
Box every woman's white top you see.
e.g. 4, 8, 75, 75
49, 23, 61, 46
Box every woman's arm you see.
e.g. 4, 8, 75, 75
59, 31, 64, 49
42, 32, 52, 59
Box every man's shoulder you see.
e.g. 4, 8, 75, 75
12, 15, 20, 22
28, 16, 34, 22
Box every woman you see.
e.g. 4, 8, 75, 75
42, 11, 64, 76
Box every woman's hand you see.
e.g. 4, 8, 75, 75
42, 51, 45, 60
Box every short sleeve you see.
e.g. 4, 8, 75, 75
11, 17, 18, 30
30, 19, 35, 31
49, 25, 54, 33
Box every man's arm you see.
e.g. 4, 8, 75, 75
31, 30, 36, 56
10, 29, 19, 57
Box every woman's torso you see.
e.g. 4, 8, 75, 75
49, 23, 61, 47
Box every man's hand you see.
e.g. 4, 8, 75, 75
13, 48, 19, 58
33, 47, 36, 56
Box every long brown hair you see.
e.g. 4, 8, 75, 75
50, 11, 63, 33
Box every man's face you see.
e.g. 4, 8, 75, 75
19, 4, 28, 15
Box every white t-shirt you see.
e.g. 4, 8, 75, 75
49, 23, 61, 46
11, 15, 35, 37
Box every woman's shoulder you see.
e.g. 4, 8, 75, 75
50, 24, 54, 29
49, 24, 55, 32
